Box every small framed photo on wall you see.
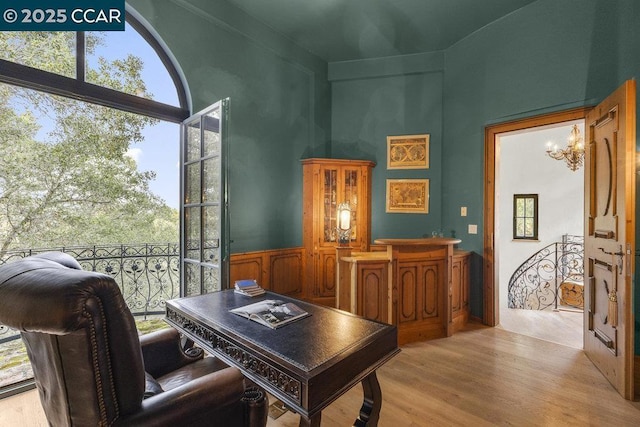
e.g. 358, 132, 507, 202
386, 179, 429, 214
387, 134, 430, 169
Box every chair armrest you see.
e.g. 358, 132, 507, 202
140, 328, 203, 378
118, 367, 247, 427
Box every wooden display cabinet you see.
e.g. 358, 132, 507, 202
302, 158, 375, 306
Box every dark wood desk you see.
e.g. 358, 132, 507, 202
165, 290, 399, 426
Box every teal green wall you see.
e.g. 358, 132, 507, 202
128, 0, 331, 253
329, 53, 444, 239
443, 0, 624, 255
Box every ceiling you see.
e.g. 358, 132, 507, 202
225, 0, 537, 62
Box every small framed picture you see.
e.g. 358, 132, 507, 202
387, 134, 429, 169
386, 179, 429, 214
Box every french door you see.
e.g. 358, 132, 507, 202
180, 99, 230, 296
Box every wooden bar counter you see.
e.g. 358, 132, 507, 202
337, 238, 470, 345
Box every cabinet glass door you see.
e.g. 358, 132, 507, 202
321, 166, 360, 245
180, 99, 229, 296
342, 168, 358, 242
322, 168, 338, 243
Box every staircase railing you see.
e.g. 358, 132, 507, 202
508, 235, 584, 311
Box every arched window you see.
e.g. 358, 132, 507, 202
0, 7, 189, 122
0, 8, 189, 397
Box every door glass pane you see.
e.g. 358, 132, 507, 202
203, 159, 220, 203
185, 163, 201, 204
184, 263, 201, 296
203, 266, 219, 293
203, 206, 220, 265
185, 121, 201, 162
185, 207, 201, 261
203, 108, 220, 157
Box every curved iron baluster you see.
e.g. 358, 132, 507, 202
508, 236, 584, 311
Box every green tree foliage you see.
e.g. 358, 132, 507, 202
0, 32, 178, 257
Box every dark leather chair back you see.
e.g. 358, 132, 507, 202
0, 252, 269, 426
0, 252, 146, 425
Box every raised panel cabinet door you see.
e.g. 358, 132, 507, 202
398, 264, 419, 323
317, 249, 337, 297
357, 262, 388, 322
420, 261, 442, 320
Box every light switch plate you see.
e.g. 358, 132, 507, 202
461, 207, 467, 216
468, 224, 477, 234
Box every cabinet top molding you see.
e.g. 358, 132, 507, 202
300, 158, 376, 167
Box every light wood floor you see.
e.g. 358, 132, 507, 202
498, 307, 583, 349
2, 323, 640, 426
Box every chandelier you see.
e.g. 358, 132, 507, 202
545, 125, 584, 171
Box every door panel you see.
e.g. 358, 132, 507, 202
180, 99, 229, 297
584, 80, 635, 399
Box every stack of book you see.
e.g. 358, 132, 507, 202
234, 279, 266, 297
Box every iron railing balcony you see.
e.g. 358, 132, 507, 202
0, 243, 180, 344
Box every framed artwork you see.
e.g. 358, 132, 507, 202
387, 134, 429, 169
386, 179, 429, 214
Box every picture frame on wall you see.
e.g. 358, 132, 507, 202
386, 179, 429, 214
387, 134, 430, 169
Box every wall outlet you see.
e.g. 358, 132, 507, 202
468, 224, 477, 234
461, 206, 467, 216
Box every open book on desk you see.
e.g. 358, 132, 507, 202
230, 299, 310, 329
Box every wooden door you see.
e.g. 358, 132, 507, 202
584, 80, 636, 399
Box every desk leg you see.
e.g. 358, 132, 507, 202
353, 371, 382, 426
299, 413, 321, 427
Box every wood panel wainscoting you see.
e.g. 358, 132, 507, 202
230, 247, 305, 297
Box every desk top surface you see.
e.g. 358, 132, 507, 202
166, 290, 397, 374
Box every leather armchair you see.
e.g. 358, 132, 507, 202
0, 252, 268, 426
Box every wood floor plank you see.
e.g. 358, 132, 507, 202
1, 324, 639, 426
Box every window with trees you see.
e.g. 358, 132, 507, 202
513, 194, 538, 240
0, 10, 189, 397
